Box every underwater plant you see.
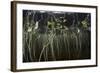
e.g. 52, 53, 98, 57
23, 10, 91, 62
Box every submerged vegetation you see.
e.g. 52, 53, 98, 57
23, 10, 91, 62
